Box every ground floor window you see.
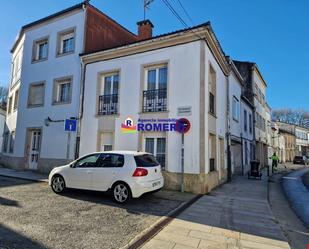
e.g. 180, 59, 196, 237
9, 131, 15, 153
2, 132, 9, 153
145, 137, 166, 169
209, 133, 216, 172
100, 133, 113, 151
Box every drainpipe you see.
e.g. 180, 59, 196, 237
226, 73, 232, 182
75, 58, 88, 159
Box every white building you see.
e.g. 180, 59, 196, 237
1, 2, 137, 172
79, 22, 231, 193
226, 58, 254, 175
295, 126, 309, 156
0, 106, 6, 152
233, 61, 270, 167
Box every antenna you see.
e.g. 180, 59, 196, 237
143, 0, 154, 20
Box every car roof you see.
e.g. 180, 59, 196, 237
95, 150, 150, 156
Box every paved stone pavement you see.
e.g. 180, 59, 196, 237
141, 170, 291, 249
0, 166, 48, 182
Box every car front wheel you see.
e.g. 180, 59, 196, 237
112, 182, 131, 204
51, 175, 66, 194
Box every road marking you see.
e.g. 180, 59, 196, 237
282, 177, 298, 180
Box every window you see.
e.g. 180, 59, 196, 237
249, 113, 252, 134
244, 141, 248, 165
232, 96, 240, 121
28, 83, 45, 107
53, 77, 72, 104
2, 132, 9, 153
8, 96, 12, 114
9, 131, 15, 153
145, 137, 166, 169
98, 73, 119, 115
57, 28, 75, 55
134, 154, 160, 167
244, 110, 247, 132
98, 154, 124, 168
13, 89, 19, 110
209, 133, 216, 172
75, 154, 100, 168
32, 38, 48, 62
100, 133, 114, 151
143, 65, 167, 112
208, 65, 216, 115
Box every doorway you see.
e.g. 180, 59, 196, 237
27, 129, 42, 170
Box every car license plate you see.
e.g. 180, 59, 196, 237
153, 181, 160, 187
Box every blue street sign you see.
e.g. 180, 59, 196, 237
64, 119, 77, 132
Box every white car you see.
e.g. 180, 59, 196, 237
48, 151, 164, 203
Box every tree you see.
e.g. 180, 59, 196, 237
272, 109, 309, 128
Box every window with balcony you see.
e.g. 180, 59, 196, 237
145, 137, 166, 169
208, 65, 216, 115
57, 28, 75, 56
98, 73, 119, 115
53, 77, 72, 105
143, 65, 167, 112
32, 38, 48, 62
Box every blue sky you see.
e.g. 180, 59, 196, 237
1, 0, 308, 109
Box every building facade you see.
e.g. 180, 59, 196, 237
79, 22, 231, 193
233, 61, 270, 168
1, 2, 137, 172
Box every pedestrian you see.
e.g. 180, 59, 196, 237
270, 152, 279, 173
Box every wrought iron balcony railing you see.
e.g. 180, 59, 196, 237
142, 88, 167, 113
98, 94, 118, 115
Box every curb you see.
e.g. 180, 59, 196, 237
0, 173, 48, 183
121, 193, 203, 249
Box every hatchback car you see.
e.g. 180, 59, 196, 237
293, 155, 308, 165
48, 151, 164, 203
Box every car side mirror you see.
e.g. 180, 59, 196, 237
70, 162, 76, 168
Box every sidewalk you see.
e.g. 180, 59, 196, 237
0, 166, 48, 182
141, 170, 291, 249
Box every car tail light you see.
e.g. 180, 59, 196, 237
133, 167, 148, 177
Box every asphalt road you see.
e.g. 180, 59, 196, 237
0, 176, 192, 249
302, 170, 309, 190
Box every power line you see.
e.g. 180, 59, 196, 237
161, 0, 189, 28
175, 0, 194, 25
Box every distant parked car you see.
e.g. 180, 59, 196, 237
48, 151, 164, 204
293, 155, 309, 165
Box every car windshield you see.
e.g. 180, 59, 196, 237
295, 156, 303, 160
134, 154, 160, 167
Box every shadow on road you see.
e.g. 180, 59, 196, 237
0, 224, 46, 249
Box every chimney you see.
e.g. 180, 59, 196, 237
137, 20, 154, 40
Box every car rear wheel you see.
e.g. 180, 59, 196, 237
112, 182, 131, 204
51, 175, 66, 194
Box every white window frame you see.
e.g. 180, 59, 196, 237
57, 27, 76, 56
144, 65, 168, 91
53, 76, 73, 105
232, 96, 240, 121
143, 135, 166, 169
32, 37, 49, 62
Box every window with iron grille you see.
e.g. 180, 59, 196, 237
98, 73, 119, 115
143, 65, 167, 112
209, 158, 215, 172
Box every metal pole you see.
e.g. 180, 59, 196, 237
67, 130, 71, 160
181, 132, 185, 192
